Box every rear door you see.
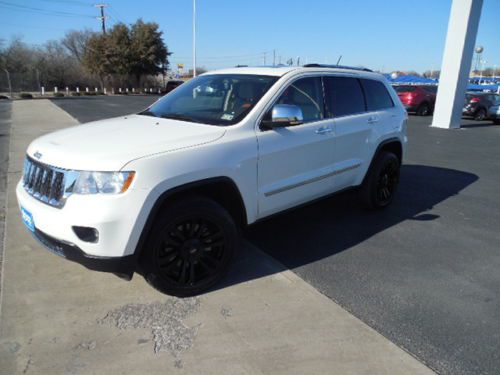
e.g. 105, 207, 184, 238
256, 76, 336, 217
323, 75, 373, 190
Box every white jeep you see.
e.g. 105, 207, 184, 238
17, 65, 407, 296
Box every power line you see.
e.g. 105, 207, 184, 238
39, 0, 93, 6
0, 0, 94, 18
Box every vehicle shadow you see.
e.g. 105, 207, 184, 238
215, 164, 478, 291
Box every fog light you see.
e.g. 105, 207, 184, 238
72, 226, 99, 243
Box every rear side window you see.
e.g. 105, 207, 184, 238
423, 86, 437, 94
361, 79, 394, 111
323, 76, 365, 117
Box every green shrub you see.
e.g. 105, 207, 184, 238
71, 92, 81, 96
0, 95, 9, 100
83, 91, 97, 96
20, 93, 33, 99
119, 91, 128, 95
53, 92, 65, 97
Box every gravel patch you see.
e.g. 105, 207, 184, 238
98, 297, 201, 360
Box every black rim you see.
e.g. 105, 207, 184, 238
155, 216, 226, 288
475, 110, 485, 121
376, 160, 399, 205
419, 104, 429, 116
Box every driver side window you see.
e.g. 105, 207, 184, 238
275, 77, 325, 123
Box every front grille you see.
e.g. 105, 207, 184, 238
23, 157, 66, 207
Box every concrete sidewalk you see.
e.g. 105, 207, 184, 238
0, 100, 434, 374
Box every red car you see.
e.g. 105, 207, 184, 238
393, 85, 437, 116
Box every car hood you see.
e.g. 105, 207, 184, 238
27, 115, 226, 171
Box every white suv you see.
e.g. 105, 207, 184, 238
17, 65, 407, 296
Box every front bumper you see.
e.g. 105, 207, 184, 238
32, 227, 136, 276
16, 179, 150, 259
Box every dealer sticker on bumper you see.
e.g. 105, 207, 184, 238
21, 206, 35, 233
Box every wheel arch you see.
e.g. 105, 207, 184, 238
133, 176, 248, 257
363, 138, 403, 184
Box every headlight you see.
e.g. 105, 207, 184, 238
73, 171, 135, 195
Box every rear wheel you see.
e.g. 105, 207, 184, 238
360, 151, 400, 209
139, 196, 237, 297
416, 102, 431, 116
473, 108, 487, 121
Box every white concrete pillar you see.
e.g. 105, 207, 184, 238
432, 0, 483, 129
41, 87, 45, 96
76, 87, 79, 93
54, 87, 58, 94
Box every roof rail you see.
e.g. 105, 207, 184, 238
303, 64, 373, 72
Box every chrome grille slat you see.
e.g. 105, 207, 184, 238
22, 156, 68, 208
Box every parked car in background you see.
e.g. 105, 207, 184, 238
164, 80, 184, 94
463, 92, 500, 121
393, 85, 437, 116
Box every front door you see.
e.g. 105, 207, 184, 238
256, 76, 336, 218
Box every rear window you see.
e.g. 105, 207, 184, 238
361, 79, 394, 111
323, 76, 365, 117
393, 86, 416, 92
423, 86, 437, 94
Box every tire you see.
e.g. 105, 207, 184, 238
139, 196, 238, 297
360, 151, 401, 210
416, 102, 431, 116
473, 108, 486, 121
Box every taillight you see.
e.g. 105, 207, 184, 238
406, 93, 415, 102
470, 97, 480, 103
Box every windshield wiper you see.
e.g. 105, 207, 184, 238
139, 110, 158, 117
161, 113, 201, 123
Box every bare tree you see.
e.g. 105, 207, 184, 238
62, 29, 93, 63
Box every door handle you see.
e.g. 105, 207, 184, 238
367, 116, 379, 124
315, 126, 332, 135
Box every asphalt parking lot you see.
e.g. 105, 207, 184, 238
2, 96, 499, 374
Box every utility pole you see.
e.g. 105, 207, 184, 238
273, 50, 276, 67
94, 4, 108, 34
193, 0, 197, 77
263, 52, 267, 66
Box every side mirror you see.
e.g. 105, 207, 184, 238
261, 104, 304, 129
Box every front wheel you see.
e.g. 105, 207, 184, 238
360, 151, 401, 209
139, 196, 237, 297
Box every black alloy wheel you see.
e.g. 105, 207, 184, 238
140, 197, 237, 296
361, 151, 400, 209
375, 157, 400, 206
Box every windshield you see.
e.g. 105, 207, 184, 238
141, 74, 278, 126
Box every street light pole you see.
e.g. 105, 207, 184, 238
193, 0, 197, 77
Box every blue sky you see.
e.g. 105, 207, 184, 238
1, 0, 499, 73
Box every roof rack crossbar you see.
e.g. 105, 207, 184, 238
303, 64, 373, 72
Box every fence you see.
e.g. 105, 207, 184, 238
0, 70, 172, 98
